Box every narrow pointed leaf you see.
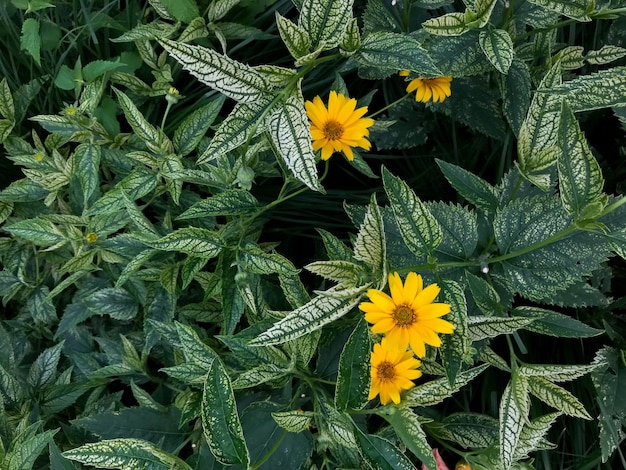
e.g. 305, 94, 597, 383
275, 12, 311, 59
202, 359, 249, 466
173, 97, 225, 156
422, 12, 469, 36
74, 142, 101, 207
527, 376, 592, 419
354, 427, 416, 470
178, 190, 259, 219
147, 228, 223, 258
479, 29, 513, 74
382, 166, 441, 256
113, 88, 160, 144
353, 194, 386, 279
514, 413, 560, 460
468, 316, 535, 341
335, 318, 371, 411
439, 280, 470, 386
0, 78, 15, 121
436, 159, 499, 211
499, 381, 525, 470
4, 218, 64, 246
586, 45, 626, 65
404, 364, 489, 406
513, 306, 604, 338
526, 0, 592, 20
385, 407, 436, 469
519, 363, 597, 382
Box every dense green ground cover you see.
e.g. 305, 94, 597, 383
1, 0, 626, 469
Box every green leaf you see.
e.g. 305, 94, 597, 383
526, 0, 592, 20
385, 407, 436, 469
112, 21, 178, 42
403, 364, 489, 406
465, 272, 500, 315
4, 217, 65, 246
250, 293, 359, 346
83, 60, 125, 81
0, 118, 13, 143
113, 88, 160, 145
514, 412, 560, 460
335, 318, 371, 411
0, 363, 23, 404
305, 260, 363, 285
354, 427, 416, 470
202, 359, 249, 466
178, 190, 259, 219
148, 228, 223, 258
6, 427, 58, 470
519, 363, 596, 382
439, 413, 499, 448
439, 280, 470, 386
173, 97, 225, 156
468, 316, 535, 341
557, 100, 605, 217
513, 306, 603, 338
353, 194, 386, 280
207, 0, 240, 22
429, 31, 492, 77
0, 78, 15, 121
340, 17, 361, 53
299, 0, 354, 50
268, 83, 323, 192
160, 0, 199, 22
517, 61, 562, 175
356, 32, 441, 77
175, 321, 218, 366
555, 46, 585, 70
272, 410, 314, 433
276, 12, 311, 59
542, 66, 626, 112
479, 29, 513, 74
382, 167, 441, 257
159, 38, 272, 103
239, 243, 298, 275
528, 376, 592, 419
231, 363, 287, 389
471, 0, 498, 27
422, 12, 469, 36
63, 438, 191, 469
436, 159, 498, 212
198, 99, 272, 163
20, 18, 41, 65
503, 60, 532, 136
50, 440, 79, 470
28, 341, 64, 389
74, 142, 101, 208
586, 45, 626, 65
85, 287, 139, 320
499, 380, 525, 470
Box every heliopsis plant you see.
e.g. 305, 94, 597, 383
369, 338, 423, 405
360, 272, 454, 357
305, 90, 374, 161
400, 71, 452, 103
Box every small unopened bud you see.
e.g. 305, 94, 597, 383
85, 232, 98, 243
166, 87, 181, 105
236, 165, 255, 190
34, 153, 44, 162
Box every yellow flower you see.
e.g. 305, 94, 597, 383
400, 71, 452, 103
85, 232, 98, 243
369, 338, 422, 405
360, 272, 454, 357
305, 90, 374, 161
65, 106, 77, 116
34, 153, 44, 161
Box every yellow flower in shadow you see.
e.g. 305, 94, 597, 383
400, 71, 452, 103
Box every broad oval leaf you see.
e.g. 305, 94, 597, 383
422, 12, 469, 36
299, 0, 354, 50
526, 0, 592, 20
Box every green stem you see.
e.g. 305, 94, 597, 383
249, 429, 288, 470
368, 93, 411, 119
488, 224, 579, 263
160, 101, 173, 131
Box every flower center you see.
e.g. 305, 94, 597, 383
377, 361, 397, 382
323, 120, 343, 140
392, 305, 416, 326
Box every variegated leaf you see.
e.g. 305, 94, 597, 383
272, 410, 314, 433
239, 243, 298, 275
527, 376, 593, 419
148, 227, 223, 258
0, 78, 15, 121
269, 83, 322, 192
499, 381, 525, 470
471, 0, 497, 27
249, 294, 359, 346
275, 11, 311, 59
555, 46, 585, 70
527, 0, 592, 20
385, 407, 436, 469
440, 413, 498, 448
335, 318, 371, 411
352, 194, 386, 283
382, 167, 442, 257
299, 0, 354, 50
178, 190, 259, 220
557, 100, 605, 218
113, 88, 160, 145
514, 412, 560, 460
519, 363, 597, 382
422, 12, 469, 36
173, 96, 225, 156
208, 0, 240, 22
305, 260, 363, 285
159, 38, 272, 103
231, 363, 287, 389
468, 316, 535, 341
354, 428, 416, 470
439, 280, 470, 386
479, 28, 513, 74
586, 45, 626, 65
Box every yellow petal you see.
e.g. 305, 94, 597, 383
367, 289, 396, 312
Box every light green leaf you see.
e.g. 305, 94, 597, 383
208, 0, 240, 22
4, 217, 65, 246
249, 294, 359, 346
305, 259, 363, 285
403, 364, 489, 406
276, 11, 311, 59
382, 167, 441, 257
499, 381, 525, 470
353, 194, 386, 280
471, 0, 498, 27
272, 410, 314, 433
422, 12, 469, 36
557, 100, 605, 217
513, 305, 603, 337
160, 0, 199, 22
527, 0, 592, 20
173, 96, 225, 156
528, 376, 592, 419
239, 243, 298, 275
6, 427, 58, 470
436, 159, 498, 212
85, 287, 139, 320
385, 407, 436, 469
439, 413, 499, 448
28, 341, 64, 389
21, 18, 41, 65
202, 359, 249, 466
468, 316, 535, 341
112, 21, 177, 42
148, 227, 223, 258
178, 189, 259, 219
73, 142, 101, 207
231, 363, 287, 389
519, 363, 597, 382
159, 38, 272, 103
514, 413, 560, 460
555, 46, 585, 70
335, 318, 371, 411
586, 45, 626, 65
479, 29, 513, 74
543, 66, 626, 113
63, 438, 191, 469
0, 78, 15, 121
83, 60, 125, 81
198, 99, 272, 163
299, 0, 354, 50
268, 83, 323, 192
439, 280, 470, 386
340, 17, 361, 53
518, 61, 562, 174
113, 88, 160, 145
355, 427, 416, 470
0, 118, 13, 143
356, 32, 441, 76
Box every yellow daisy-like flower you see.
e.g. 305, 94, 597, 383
369, 338, 422, 405
400, 70, 452, 103
360, 272, 454, 357
304, 90, 374, 161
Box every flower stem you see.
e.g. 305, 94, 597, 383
368, 93, 412, 119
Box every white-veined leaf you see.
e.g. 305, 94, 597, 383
439, 413, 498, 448
335, 318, 371, 411
113, 88, 160, 145
526, 0, 592, 20
555, 46, 585, 70
112, 21, 177, 42
272, 410, 314, 433
352, 194, 386, 282
147, 227, 223, 258
385, 407, 436, 469
275, 11, 311, 59
479, 29, 513, 74
514, 412, 560, 460
239, 243, 298, 275
340, 17, 360, 53
0, 78, 15, 121
207, 0, 240, 22
527, 376, 593, 419
4, 217, 65, 246
177, 190, 259, 219
231, 363, 288, 389
249, 294, 359, 346
305, 260, 364, 285
503, 59, 532, 136
557, 100, 605, 218
73, 142, 101, 207
422, 12, 469, 36
299, 0, 354, 50
471, 0, 497, 27
159, 38, 272, 103
268, 82, 322, 192
439, 280, 471, 386
586, 45, 626, 65
468, 316, 535, 341
5, 427, 58, 470
519, 363, 597, 382
173, 96, 225, 156
499, 381, 525, 470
